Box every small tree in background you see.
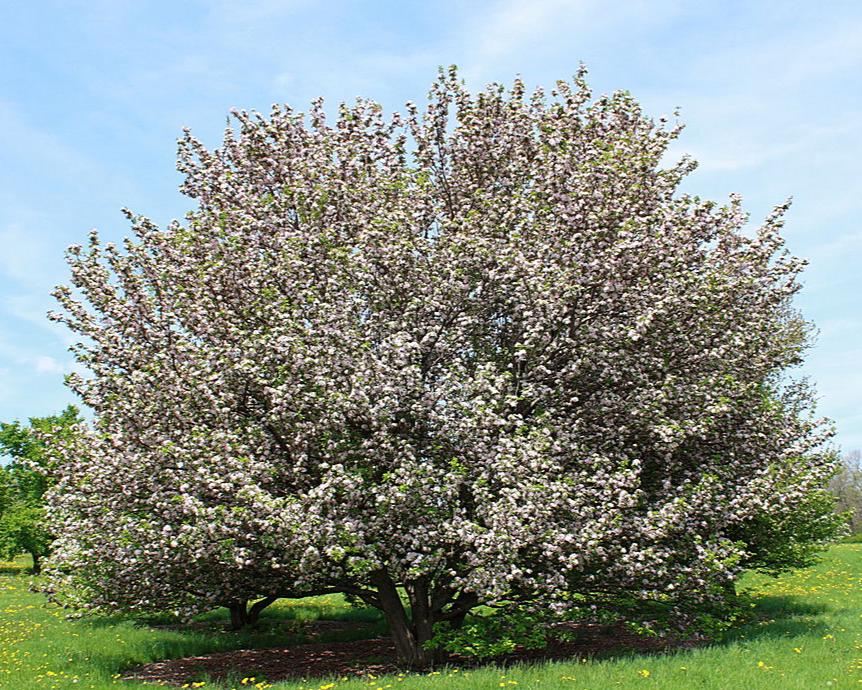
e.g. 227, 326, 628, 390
830, 450, 862, 535
0, 406, 81, 572
45, 68, 842, 668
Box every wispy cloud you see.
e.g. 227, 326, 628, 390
35, 355, 65, 374
0, 366, 13, 411
689, 18, 862, 91
463, 0, 681, 82
205, 0, 311, 26
0, 222, 53, 288
3, 294, 76, 348
474, 0, 585, 62
0, 335, 72, 377
0, 101, 98, 186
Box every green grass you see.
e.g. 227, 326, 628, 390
1, 546, 861, 689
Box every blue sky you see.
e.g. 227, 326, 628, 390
0, 0, 859, 451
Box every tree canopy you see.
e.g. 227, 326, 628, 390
44, 68, 842, 667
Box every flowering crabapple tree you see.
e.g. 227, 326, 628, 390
44, 67, 841, 668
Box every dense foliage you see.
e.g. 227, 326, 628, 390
44, 68, 841, 667
0, 406, 80, 572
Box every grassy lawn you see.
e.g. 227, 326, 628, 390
1, 545, 860, 689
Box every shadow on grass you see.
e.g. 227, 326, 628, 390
565, 594, 832, 667
74, 596, 388, 676
719, 594, 830, 645
63, 591, 838, 683
120, 621, 387, 667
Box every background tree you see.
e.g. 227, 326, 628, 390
0, 406, 80, 572
45, 68, 842, 668
830, 450, 862, 535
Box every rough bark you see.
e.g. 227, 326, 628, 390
371, 571, 437, 669
407, 578, 439, 665
29, 551, 41, 575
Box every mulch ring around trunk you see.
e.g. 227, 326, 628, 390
123, 623, 704, 687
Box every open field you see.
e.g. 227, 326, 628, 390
1, 545, 860, 689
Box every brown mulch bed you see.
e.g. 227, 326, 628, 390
124, 624, 702, 687
124, 638, 399, 686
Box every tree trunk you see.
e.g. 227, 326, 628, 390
246, 596, 277, 625
407, 578, 437, 663
228, 597, 278, 630
370, 571, 436, 669
228, 600, 247, 630
29, 551, 40, 575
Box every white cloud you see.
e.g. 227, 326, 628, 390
272, 72, 295, 94
267, 46, 446, 112
804, 230, 862, 264
35, 355, 64, 374
475, 0, 582, 61
0, 366, 10, 404
205, 0, 310, 25
0, 222, 56, 288
0, 334, 72, 378
690, 19, 862, 92
817, 318, 862, 340
463, 0, 681, 82
665, 137, 812, 173
0, 101, 98, 182
3, 294, 77, 348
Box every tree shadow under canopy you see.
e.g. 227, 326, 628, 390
109, 590, 835, 686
